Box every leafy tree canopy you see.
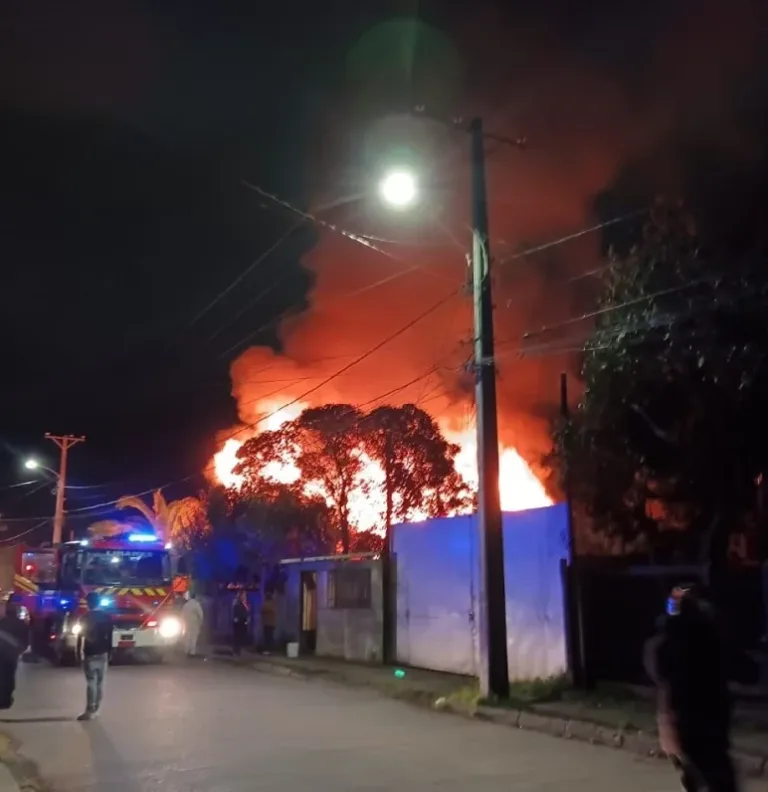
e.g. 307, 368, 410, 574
88, 489, 211, 550
553, 203, 768, 573
230, 403, 472, 553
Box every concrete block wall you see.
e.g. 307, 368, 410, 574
281, 559, 383, 663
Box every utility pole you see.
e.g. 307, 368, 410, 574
559, 374, 589, 689
471, 117, 510, 700
45, 433, 85, 545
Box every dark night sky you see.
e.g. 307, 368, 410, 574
1, 0, 766, 535
0, 0, 373, 526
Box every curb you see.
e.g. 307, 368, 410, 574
465, 705, 767, 780
0, 733, 46, 792
225, 656, 768, 781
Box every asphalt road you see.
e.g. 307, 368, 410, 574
0, 659, 761, 791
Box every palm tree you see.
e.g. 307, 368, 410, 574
88, 489, 211, 549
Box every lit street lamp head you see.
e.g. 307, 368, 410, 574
24, 459, 39, 470
379, 170, 417, 209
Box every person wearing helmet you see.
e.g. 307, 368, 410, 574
644, 583, 737, 792
76, 591, 114, 721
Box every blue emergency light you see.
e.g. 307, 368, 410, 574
99, 597, 112, 608
128, 533, 157, 543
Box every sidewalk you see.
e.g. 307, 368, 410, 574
0, 732, 41, 792
214, 650, 768, 780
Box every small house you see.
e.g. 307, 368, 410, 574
279, 553, 384, 663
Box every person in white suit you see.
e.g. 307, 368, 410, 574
181, 591, 204, 657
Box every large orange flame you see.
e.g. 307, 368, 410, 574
212, 400, 552, 532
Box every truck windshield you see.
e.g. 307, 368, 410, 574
21, 551, 57, 586
80, 550, 171, 587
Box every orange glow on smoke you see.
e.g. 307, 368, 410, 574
212, 400, 552, 532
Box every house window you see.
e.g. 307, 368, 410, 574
327, 567, 371, 609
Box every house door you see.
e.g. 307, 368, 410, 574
299, 571, 317, 654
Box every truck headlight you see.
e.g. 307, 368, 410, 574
70, 622, 82, 636
158, 617, 181, 639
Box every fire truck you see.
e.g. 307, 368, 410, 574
0, 531, 186, 664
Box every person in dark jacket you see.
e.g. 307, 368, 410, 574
0, 601, 30, 709
76, 592, 114, 721
232, 590, 250, 656
644, 583, 738, 792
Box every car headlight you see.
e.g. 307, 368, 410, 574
18, 606, 29, 622
70, 622, 82, 636
158, 617, 181, 639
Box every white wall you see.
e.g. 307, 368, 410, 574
393, 504, 568, 681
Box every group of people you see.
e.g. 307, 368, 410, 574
0, 586, 279, 720
0, 592, 113, 720
180, 588, 276, 658
0, 581, 744, 790
231, 589, 276, 656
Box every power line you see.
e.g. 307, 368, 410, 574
223, 288, 461, 437
183, 218, 306, 334
0, 291, 463, 521
521, 278, 711, 341
0, 520, 51, 544
496, 279, 768, 363
496, 208, 649, 270
218, 262, 437, 360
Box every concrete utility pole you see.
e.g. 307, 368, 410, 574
470, 117, 510, 700
45, 433, 85, 545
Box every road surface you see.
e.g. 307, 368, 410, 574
0, 659, 760, 791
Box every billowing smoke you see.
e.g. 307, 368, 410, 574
224, 0, 767, 475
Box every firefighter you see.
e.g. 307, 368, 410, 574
181, 591, 204, 658
644, 583, 738, 792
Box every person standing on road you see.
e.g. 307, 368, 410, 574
260, 590, 276, 655
181, 590, 204, 658
644, 583, 738, 792
0, 600, 30, 709
76, 591, 114, 721
232, 590, 250, 656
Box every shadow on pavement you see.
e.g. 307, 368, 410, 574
0, 716, 74, 723
83, 721, 142, 792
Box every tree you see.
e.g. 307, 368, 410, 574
363, 403, 473, 541
236, 404, 366, 553
88, 489, 211, 550
554, 204, 768, 592
233, 403, 473, 554
227, 479, 335, 565
349, 529, 385, 554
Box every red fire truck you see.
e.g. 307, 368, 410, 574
0, 531, 185, 664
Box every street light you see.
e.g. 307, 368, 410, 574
378, 169, 418, 209
24, 458, 58, 477
377, 119, 510, 700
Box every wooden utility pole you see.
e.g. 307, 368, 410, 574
45, 433, 85, 545
471, 117, 509, 700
